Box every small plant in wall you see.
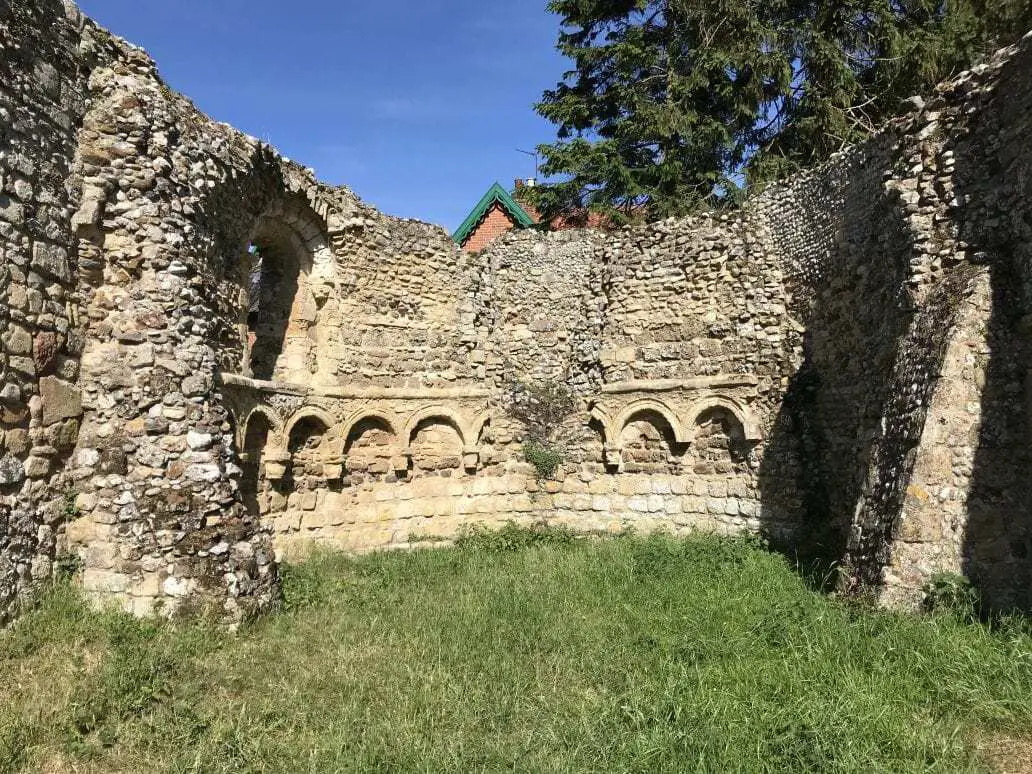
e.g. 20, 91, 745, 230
62, 489, 80, 520
523, 442, 564, 480
503, 376, 577, 480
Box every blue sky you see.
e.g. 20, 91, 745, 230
76, 1, 567, 232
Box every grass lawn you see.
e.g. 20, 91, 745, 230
2, 529, 1031, 773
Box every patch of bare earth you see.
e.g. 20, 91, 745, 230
979, 735, 1032, 774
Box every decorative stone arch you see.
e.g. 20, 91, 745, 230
612, 399, 689, 446
238, 405, 284, 449
237, 405, 283, 516
403, 407, 469, 473
280, 407, 342, 484
611, 399, 688, 474
341, 410, 399, 477
465, 410, 495, 470
589, 404, 613, 442
588, 405, 621, 468
340, 409, 401, 449
469, 410, 494, 446
284, 406, 339, 446
685, 397, 762, 443
402, 406, 468, 448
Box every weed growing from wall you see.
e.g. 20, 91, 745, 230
503, 377, 577, 479
523, 442, 564, 479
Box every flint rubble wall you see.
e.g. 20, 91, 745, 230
1, 0, 1030, 621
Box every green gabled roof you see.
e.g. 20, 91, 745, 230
451, 182, 536, 246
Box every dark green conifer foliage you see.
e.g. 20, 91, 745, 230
531, 0, 1032, 223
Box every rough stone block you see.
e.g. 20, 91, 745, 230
38, 376, 82, 426
83, 569, 131, 594
0, 454, 25, 486
31, 242, 71, 283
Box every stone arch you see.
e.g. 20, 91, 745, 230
589, 404, 613, 442
405, 408, 466, 473
585, 414, 608, 468
612, 399, 688, 446
469, 412, 496, 471
469, 410, 493, 447
285, 411, 335, 488
238, 405, 283, 449
588, 404, 618, 468
237, 195, 331, 383
403, 407, 468, 448
344, 413, 398, 476
276, 194, 334, 265
617, 403, 685, 474
689, 402, 755, 475
240, 410, 276, 517
341, 409, 399, 445
284, 407, 338, 450
685, 397, 762, 443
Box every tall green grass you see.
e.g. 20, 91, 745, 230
1, 531, 1030, 773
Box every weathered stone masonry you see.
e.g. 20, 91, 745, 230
1, 1, 1030, 622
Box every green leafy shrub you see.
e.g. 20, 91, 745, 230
523, 441, 563, 479
504, 377, 577, 478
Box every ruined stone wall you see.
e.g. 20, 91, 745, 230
2, 1, 1031, 621
882, 38, 1032, 610
754, 137, 927, 566
321, 214, 479, 389
754, 34, 1032, 610
0, 0, 116, 624
472, 229, 605, 392
237, 211, 798, 562
59, 29, 300, 619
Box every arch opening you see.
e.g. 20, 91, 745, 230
239, 210, 321, 382
620, 409, 681, 474
410, 417, 463, 474
240, 411, 274, 517
585, 415, 607, 468
288, 415, 331, 488
693, 407, 751, 474
345, 416, 396, 477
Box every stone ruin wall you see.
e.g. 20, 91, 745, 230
755, 35, 1032, 609
230, 213, 799, 563
1, 0, 106, 623
879, 40, 1032, 610
1, 0, 1030, 622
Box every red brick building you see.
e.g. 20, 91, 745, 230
451, 181, 537, 252
452, 180, 626, 252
